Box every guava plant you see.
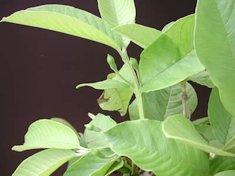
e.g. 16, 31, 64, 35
2, 0, 235, 175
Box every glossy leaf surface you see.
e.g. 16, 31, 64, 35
140, 15, 204, 92
105, 120, 209, 175
1, 5, 122, 51
163, 115, 235, 157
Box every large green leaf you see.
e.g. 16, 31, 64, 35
195, 0, 235, 117
13, 119, 80, 152
214, 171, 235, 176
98, 0, 136, 48
162, 115, 235, 157
64, 149, 117, 176
98, 0, 135, 27
105, 120, 209, 176
114, 24, 161, 48
84, 113, 116, 148
13, 149, 77, 176
208, 88, 235, 145
210, 156, 235, 175
140, 15, 204, 92
1, 4, 122, 51
129, 83, 197, 120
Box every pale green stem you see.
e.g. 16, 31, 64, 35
181, 81, 188, 118
119, 49, 145, 119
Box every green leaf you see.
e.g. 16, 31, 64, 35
189, 70, 215, 88
140, 15, 204, 92
51, 117, 78, 135
225, 137, 235, 151
114, 24, 161, 48
98, 0, 136, 27
105, 120, 209, 176
194, 123, 217, 144
214, 170, 235, 176
208, 88, 235, 145
84, 113, 116, 148
164, 15, 195, 56
129, 83, 197, 120
13, 149, 77, 176
64, 149, 117, 176
162, 115, 235, 157
195, 0, 235, 117
193, 117, 209, 125
162, 21, 175, 32
12, 119, 80, 152
98, 88, 133, 116
1, 4, 122, 51
105, 160, 124, 176
97, 64, 133, 116
76, 79, 129, 90
98, 0, 136, 48
210, 156, 235, 175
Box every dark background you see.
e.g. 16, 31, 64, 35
0, 0, 210, 175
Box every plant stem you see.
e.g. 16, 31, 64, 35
181, 81, 188, 118
120, 49, 145, 119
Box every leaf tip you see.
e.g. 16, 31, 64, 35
12, 145, 23, 152
0, 17, 8, 23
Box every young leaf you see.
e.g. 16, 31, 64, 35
98, 87, 133, 116
12, 149, 77, 176
210, 156, 235, 175
129, 83, 198, 120
208, 88, 235, 145
214, 170, 235, 176
195, 0, 235, 117
162, 115, 235, 157
77, 79, 129, 90
64, 149, 118, 176
114, 24, 161, 48
12, 119, 80, 152
84, 113, 116, 148
96, 64, 134, 116
105, 120, 209, 176
98, 0, 136, 27
1, 4, 122, 51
